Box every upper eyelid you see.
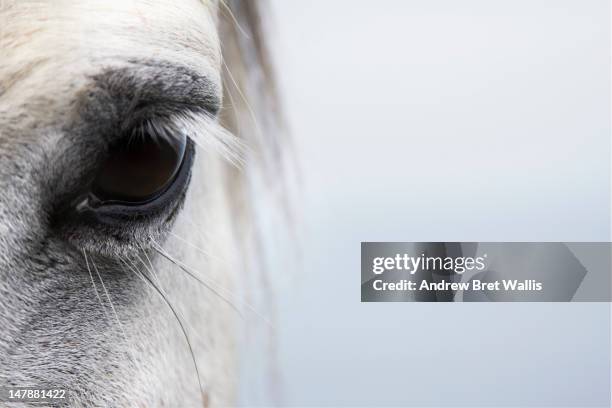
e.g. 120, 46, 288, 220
81, 60, 221, 138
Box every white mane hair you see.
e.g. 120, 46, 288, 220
0, 0, 286, 407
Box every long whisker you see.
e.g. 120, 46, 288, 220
135, 250, 164, 291
136, 249, 202, 355
82, 249, 111, 324
150, 238, 273, 328
170, 213, 228, 256
164, 230, 228, 266
138, 248, 216, 377
221, 74, 242, 136
90, 255, 138, 367
219, 0, 251, 39
120, 256, 206, 406
222, 59, 264, 141
149, 238, 243, 318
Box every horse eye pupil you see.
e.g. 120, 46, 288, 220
92, 133, 187, 204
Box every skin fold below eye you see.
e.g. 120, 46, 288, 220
91, 133, 187, 205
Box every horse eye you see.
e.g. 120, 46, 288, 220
91, 132, 187, 205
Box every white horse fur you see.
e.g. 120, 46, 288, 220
0, 1, 282, 406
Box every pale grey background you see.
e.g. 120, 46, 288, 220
240, 1, 612, 406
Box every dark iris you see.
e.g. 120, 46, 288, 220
91, 132, 187, 205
